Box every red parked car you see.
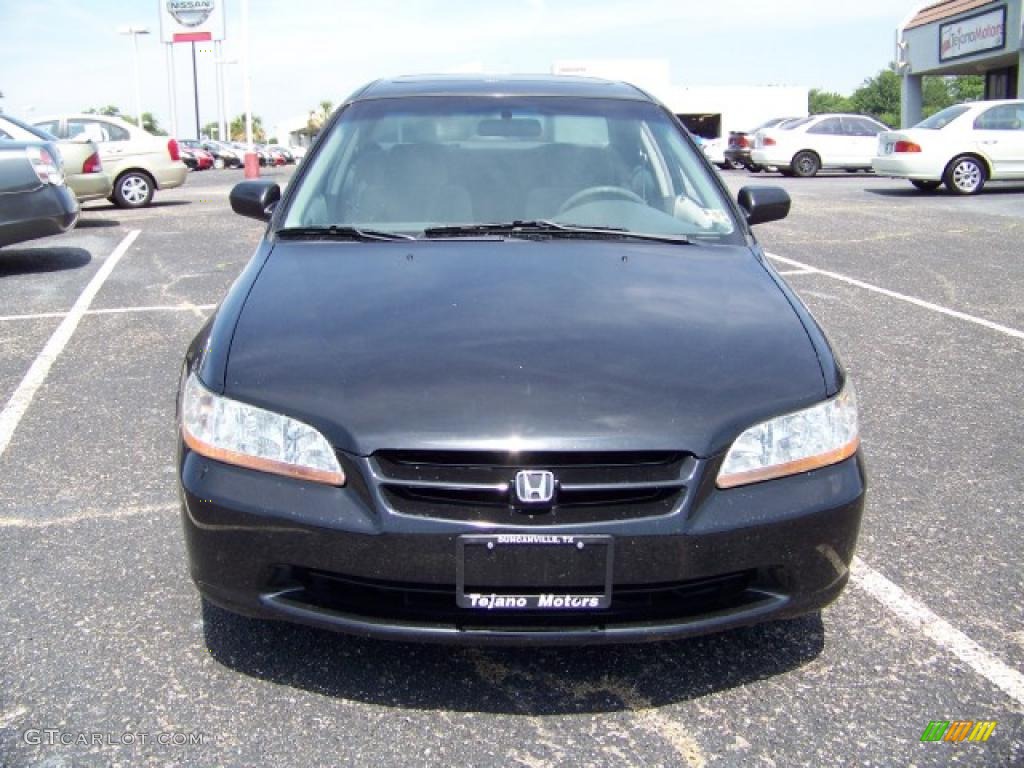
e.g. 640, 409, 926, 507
180, 140, 215, 171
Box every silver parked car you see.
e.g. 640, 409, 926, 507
0, 140, 79, 248
0, 113, 112, 203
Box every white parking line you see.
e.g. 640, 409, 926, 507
767, 253, 1024, 703
0, 303, 216, 323
0, 230, 140, 461
851, 557, 1024, 707
768, 253, 1024, 341
776, 268, 817, 277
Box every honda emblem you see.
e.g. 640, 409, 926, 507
514, 470, 556, 504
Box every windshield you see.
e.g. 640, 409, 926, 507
284, 96, 739, 241
914, 105, 970, 129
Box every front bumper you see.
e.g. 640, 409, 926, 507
179, 445, 866, 645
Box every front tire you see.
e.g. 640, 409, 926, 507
791, 151, 821, 178
944, 156, 986, 195
910, 180, 941, 192
112, 171, 154, 208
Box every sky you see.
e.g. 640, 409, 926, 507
0, 0, 915, 141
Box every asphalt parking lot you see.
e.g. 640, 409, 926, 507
1, 166, 1022, 768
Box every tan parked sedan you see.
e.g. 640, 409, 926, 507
0, 113, 112, 203
32, 114, 187, 208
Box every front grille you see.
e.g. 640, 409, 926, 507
285, 568, 761, 629
368, 450, 694, 524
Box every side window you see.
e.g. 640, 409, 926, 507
808, 118, 841, 135
34, 120, 60, 137
0, 127, 12, 140
68, 119, 130, 143
974, 105, 1020, 131
98, 120, 130, 142
844, 118, 885, 136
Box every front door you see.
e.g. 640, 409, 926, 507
972, 103, 1024, 178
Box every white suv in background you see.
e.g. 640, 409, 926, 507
872, 100, 1024, 195
32, 114, 188, 208
751, 114, 890, 177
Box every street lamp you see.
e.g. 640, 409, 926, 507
214, 57, 238, 141
118, 25, 150, 128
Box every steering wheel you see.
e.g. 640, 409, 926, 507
557, 185, 647, 214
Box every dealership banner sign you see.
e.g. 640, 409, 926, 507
939, 6, 1006, 61
159, 0, 226, 43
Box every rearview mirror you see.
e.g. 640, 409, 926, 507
230, 180, 281, 221
737, 186, 791, 226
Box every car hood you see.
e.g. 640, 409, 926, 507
224, 239, 825, 457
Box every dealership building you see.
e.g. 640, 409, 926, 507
899, 0, 1023, 125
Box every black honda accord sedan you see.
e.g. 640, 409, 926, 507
177, 75, 865, 644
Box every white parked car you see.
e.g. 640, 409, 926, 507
751, 114, 890, 177
31, 114, 187, 208
872, 100, 1024, 195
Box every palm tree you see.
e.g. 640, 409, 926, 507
229, 114, 265, 142
305, 100, 334, 136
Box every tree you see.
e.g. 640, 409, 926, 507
229, 113, 264, 142
948, 75, 984, 104
84, 106, 166, 135
810, 69, 986, 126
202, 121, 222, 140
850, 67, 901, 127
306, 99, 334, 135
809, 89, 851, 115
139, 112, 166, 135
85, 105, 123, 117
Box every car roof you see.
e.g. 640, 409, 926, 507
0, 139, 55, 150
353, 74, 652, 102
958, 99, 1024, 108
31, 113, 138, 128
805, 113, 885, 120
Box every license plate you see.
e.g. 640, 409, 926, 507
456, 534, 613, 610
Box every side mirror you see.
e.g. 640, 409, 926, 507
230, 180, 281, 221
737, 186, 791, 226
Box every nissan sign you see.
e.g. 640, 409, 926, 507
159, 0, 226, 43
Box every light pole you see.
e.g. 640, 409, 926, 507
118, 25, 150, 128
241, 0, 258, 177
214, 57, 238, 141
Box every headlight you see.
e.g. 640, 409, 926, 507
717, 385, 859, 489
180, 372, 345, 486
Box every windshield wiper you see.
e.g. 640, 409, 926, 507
276, 225, 415, 242
422, 220, 691, 244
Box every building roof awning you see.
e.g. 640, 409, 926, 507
905, 0, 998, 29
